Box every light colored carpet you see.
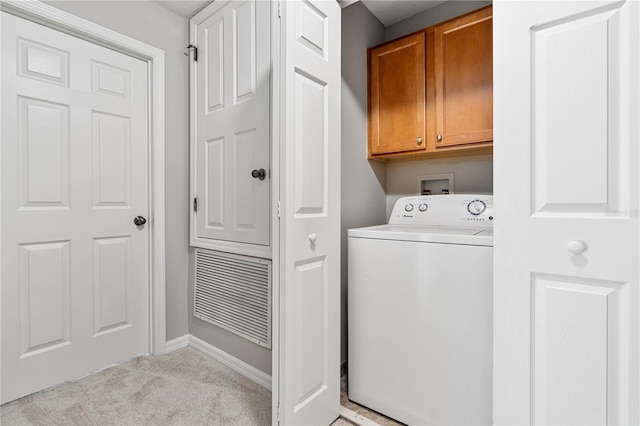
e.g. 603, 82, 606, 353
1, 348, 272, 425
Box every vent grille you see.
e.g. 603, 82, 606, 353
194, 249, 272, 349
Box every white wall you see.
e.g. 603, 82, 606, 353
45, 1, 190, 341
341, 2, 387, 364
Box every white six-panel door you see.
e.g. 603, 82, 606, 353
193, 0, 271, 248
1, 12, 150, 403
278, 0, 341, 424
494, 1, 640, 424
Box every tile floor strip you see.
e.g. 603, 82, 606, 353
340, 406, 383, 426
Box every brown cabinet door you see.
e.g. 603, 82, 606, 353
369, 32, 426, 155
434, 7, 492, 148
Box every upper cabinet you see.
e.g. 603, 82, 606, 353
368, 6, 493, 160
434, 7, 493, 149
368, 32, 426, 155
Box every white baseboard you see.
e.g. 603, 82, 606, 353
165, 335, 189, 353
188, 335, 272, 391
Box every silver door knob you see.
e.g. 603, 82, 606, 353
134, 216, 147, 226
417, 137, 423, 145
567, 240, 586, 255
436, 134, 443, 142
251, 169, 266, 180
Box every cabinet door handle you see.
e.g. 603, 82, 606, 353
436, 134, 443, 142
417, 137, 423, 145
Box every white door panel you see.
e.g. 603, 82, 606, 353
279, 1, 341, 424
494, 1, 639, 424
1, 13, 149, 403
194, 0, 270, 247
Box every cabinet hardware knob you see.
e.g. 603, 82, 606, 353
436, 134, 443, 142
417, 137, 423, 145
309, 233, 317, 243
567, 240, 587, 255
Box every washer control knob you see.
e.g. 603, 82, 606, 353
567, 240, 587, 255
404, 203, 414, 212
418, 203, 428, 212
467, 200, 487, 216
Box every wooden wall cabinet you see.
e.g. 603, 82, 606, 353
368, 32, 426, 155
433, 6, 493, 150
367, 6, 493, 160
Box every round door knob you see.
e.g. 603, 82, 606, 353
417, 137, 423, 145
436, 134, 443, 142
134, 216, 147, 226
251, 169, 266, 180
567, 240, 586, 255
309, 233, 317, 243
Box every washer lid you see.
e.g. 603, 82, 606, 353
348, 224, 493, 246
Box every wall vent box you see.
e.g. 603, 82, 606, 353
194, 249, 272, 349
417, 173, 454, 195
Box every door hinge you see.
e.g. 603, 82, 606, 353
277, 201, 281, 219
193, 197, 198, 213
277, 2, 281, 18
187, 44, 198, 61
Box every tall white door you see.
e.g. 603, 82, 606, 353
193, 0, 271, 247
494, 1, 639, 424
278, 0, 341, 424
1, 13, 150, 403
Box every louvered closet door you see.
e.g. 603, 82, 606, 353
1, 13, 150, 403
194, 0, 270, 246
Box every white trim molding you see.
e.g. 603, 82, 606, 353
0, 0, 167, 355
188, 335, 272, 390
165, 335, 190, 353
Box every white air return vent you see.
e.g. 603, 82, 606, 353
194, 249, 271, 349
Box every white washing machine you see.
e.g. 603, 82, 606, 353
348, 194, 493, 426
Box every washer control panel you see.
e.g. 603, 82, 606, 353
467, 200, 486, 215
389, 194, 494, 228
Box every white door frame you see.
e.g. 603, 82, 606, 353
0, 0, 167, 366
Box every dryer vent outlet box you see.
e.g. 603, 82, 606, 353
194, 249, 272, 349
417, 173, 454, 195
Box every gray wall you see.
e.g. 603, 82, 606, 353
339, 1, 494, 368
340, 2, 387, 364
47, 0, 271, 375
385, 0, 492, 41
188, 286, 272, 373
45, 1, 191, 341
386, 155, 493, 215
383, 1, 494, 213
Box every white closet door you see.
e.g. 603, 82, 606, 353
494, 1, 639, 424
193, 0, 270, 247
278, 1, 341, 424
1, 13, 150, 403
